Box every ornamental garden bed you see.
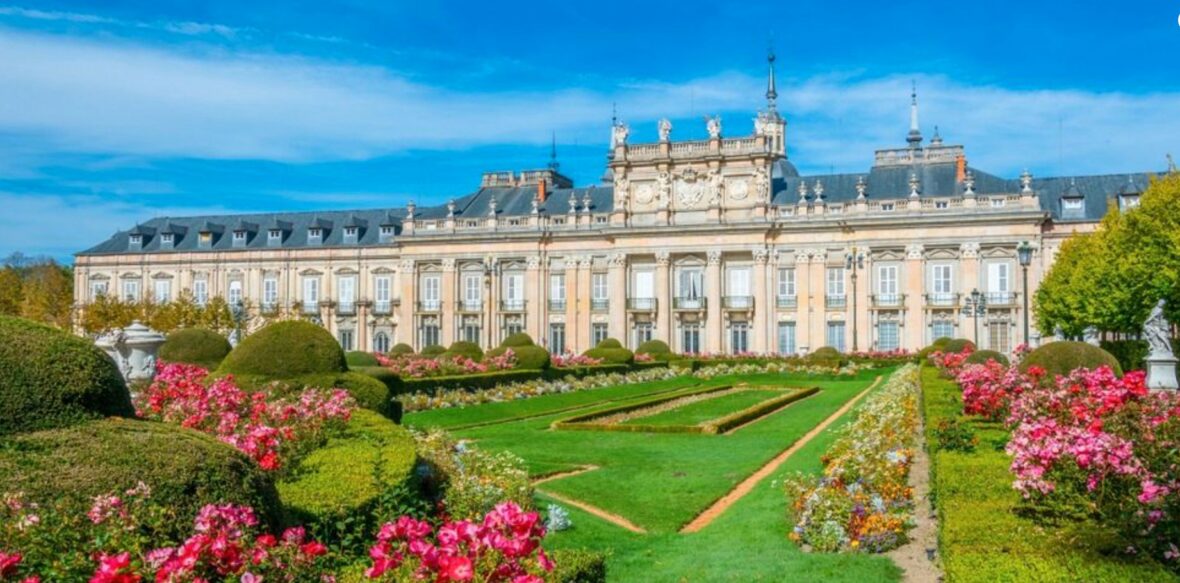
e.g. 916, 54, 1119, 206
551, 383, 819, 435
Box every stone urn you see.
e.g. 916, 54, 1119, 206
95, 321, 167, 383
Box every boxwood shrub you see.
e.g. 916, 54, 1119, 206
1020, 341, 1122, 377
440, 341, 483, 362
487, 333, 550, 370
636, 339, 673, 361
964, 349, 1009, 367
0, 315, 135, 436
583, 338, 634, 365
420, 344, 446, 357
500, 332, 536, 347
942, 338, 976, 354
217, 320, 346, 379
158, 327, 232, 370
345, 350, 380, 368
388, 343, 415, 357
0, 417, 282, 537
228, 370, 398, 421
549, 549, 607, 582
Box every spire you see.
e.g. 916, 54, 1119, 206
907, 81, 922, 148
765, 47, 778, 113
548, 131, 559, 171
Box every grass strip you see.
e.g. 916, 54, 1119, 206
551, 385, 734, 433
707, 387, 820, 434
626, 389, 783, 427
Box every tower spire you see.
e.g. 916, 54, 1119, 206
907, 80, 922, 148
548, 131, 559, 171
765, 47, 778, 113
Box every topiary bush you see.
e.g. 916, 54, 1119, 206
0, 417, 282, 537
420, 344, 446, 358
583, 338, 634, 365
216, 320, 346, 379
440, 341, 483, 362
916, 337, 954, 362
942, 338, 976, 354
0, 315, 135, 436
234, 371, 397, 421
596, 338, 623, 350
964, 349, 1010, 367
1020, 341, 1122, 378
549, 549, 607, 583
636, 339, 673, 361
345, 350, 380, 368
487, 333, 550, 370
388, 343, 415, 357
500, 332, 536, 348
158, 327, 232, 370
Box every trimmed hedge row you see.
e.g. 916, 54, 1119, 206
228, 370, 399, 422
551, 385, 734, 432
344, 351, 380, 367
354, 363, 655, 397
701, 387, 819, 434
964, 349, 1009, 367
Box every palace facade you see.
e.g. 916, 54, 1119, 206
74, 58, 1161, 355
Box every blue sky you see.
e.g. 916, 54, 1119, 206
1, 1, 1178, 260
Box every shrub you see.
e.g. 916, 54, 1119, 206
964, 349, 1009, 367
933, 417, 979, 452
596, 338, 623, 350
388, 343, 414, 357
549, 549, 607, 583
916, 338, 953, 362
942, 338, 976, 354
501, 332, 536, 348
441, 340, 483, 362
414, 429, 532, 520
420, 344, 446, 357
217, 320, 346, 379
1097, 339, 1180, 372
0, 417, 282, 537
0, 315, 134, 435
293, 371, 397, 420
488, 344, 550, 370
583, 346, 634, 365
345, 350, 380, 367
1019, 341, 1122, 377
158, 327, 232, 370
636, 339, 671, 356
808, 346, 841, 360
277, 409, 419, 544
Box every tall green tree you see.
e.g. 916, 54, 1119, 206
0, 267, 23, 316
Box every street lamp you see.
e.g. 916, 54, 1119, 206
1016, 242, 1034, 347
845, 247, 865, 352
961, 288, 987, 345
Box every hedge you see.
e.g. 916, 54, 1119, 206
0, 417, 282, 537
702, 387, 819, 434
420, 344, 446, 357
808, 346, 841, 360
487, 344, 550, 370
500, 332, 536, 348
549, 549, 607, 583
0, 315, 135, 436
159, 327, 232, 370
583, 346, 635, 365
552, 385, 734, 432
345, 351, 380, 368
217, 320, 346, 379
440, 341, 483, 362
388, 343, 414, 357
353, 363, 644, 399
277, 409, 417, 539
1019, 341, 1122, 377
964, 349, 1009, 367
635, 339, 673, 361
942, 338, 976, 354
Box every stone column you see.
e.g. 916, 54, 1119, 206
526, 255, 542, 343
705, 250, 722, 353
959, 243, 981, 344
904, 244, 925, 350
752, 248, 769, 353
397, 260, 415, 348
575, 255, 593, 352
656, 250, 671, 347
440, 259, 456, 346
608, 253, 628, 345
810, 250, 827, 350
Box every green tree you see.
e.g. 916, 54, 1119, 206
20, 261, 73, 328
0, 267, 23, 316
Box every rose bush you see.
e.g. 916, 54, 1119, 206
374, 351, 516, 379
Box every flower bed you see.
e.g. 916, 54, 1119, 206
691, 361, 868, 379
784, 365, 919, 553
374, 351, 516, 378
136, 362, 354, 471
551, 352, 604, 367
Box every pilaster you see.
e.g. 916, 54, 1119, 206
608, 253, 628, 345
705, 250, 722, 353
959, 243, 981, 344
440, 258, 456, 346
525, 255, 542, 343
752, 248, 769, 353
904, 244, 925, 350
398, 259, 415, 348
655, 250, 671, 346
576, 255, 593, 352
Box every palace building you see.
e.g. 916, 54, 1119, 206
74, 55, 1163, 355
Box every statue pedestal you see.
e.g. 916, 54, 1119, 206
1146, 354, 1179, 391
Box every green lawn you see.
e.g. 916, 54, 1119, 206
621, 388, 785, 427
921, 365, 1177, 583
406, 367, 901, 582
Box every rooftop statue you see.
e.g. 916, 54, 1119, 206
658, 118, 672, 142
706, 115, 722, 139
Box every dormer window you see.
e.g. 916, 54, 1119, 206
378, 225, 394, 242
198, 232, 213, 248
343, 226, 359, 244
1062, 198, 1083, 211
128, 234, 143, 249
308, 228, 323, 245
160, 233, 175, 248
268, 229, 283, 246
232, 231, 247, 247
1120, 195, 1140, 210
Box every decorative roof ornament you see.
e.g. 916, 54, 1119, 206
568, 191, 577, 214
765, 48, 778, 113
548, 131, 559, 171
658, 118, 672, 141
907, 81, 922, 148
446, 199, 456, 218
909, 172, 921, 198
531, 193, 540, 214
1020, 169, 1034, 193
930, 125, 943, 147
611, 121, 629, 148
706, 115, 722, 139
488, 195, 498, 216
963, 170, 976, 197
855, 176, 868, 200
797, 180, 809, 202
582, 192, 593, 212
813, 179, 825, 201
406, 200, 416, 219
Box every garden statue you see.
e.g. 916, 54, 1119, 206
1083, 326, 1100, 346
1143, 299, 1178, 390
95, 321, 166, 383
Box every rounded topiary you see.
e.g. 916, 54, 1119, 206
345, 351, 380, 368
159, 327, 232, 370
1020, 341, 1122, 378
931, 337, 953, 349
500, 333, 536, 348
942, 338, 976, 354
636, 339, 671, 355
0, 315, 135, 436
0, 418, 282, 537
420, 344, 446, 358
583, 346, 635, 365
388, 343, 415, 357
809, 346, 841, 360
217, 320, 345, 379
441, 341, 483, 362
964, 349, 1010, 367
596, 338, 624, 350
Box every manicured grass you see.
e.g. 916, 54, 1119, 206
622, 388, 784, 427
921, 365, 1177, 583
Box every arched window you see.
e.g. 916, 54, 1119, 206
373, 332, 390, 354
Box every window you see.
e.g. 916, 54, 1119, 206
877, 321, 900, 351
548, 323, 566, 354
931, 320, 954, 343
463, 274, 482, 310
90, 281, 108, 300
678, 269, 703, 300
122, 280, 140, 302
503, 319, 524, 339
549, 273, 566, 310
594, 215, 608, 224
373, 332, 391, 353
421, 275, 441, 310
931, 264, 952, 294
338, 329, 354, 351
302, 277, 319, 312
154, 279, 171, 303
681, 323, 702, 354
228, 280, 243, 306
419, 322, 440, 348
308, 228, 323, 242
988, 321, 1011, 353
880, 203, 895, 212
502, 273, 524, 309
161, 233, 175, 247
633, 322, 653, 347
198, 232, 213, 247
1062, 198, 1083, 212
338, 276, 356, 313
777, 322, 797, 355
727, 268, 751, 302
379, 226, 395, 240
374, 276, 392, 313
777, 268, 796, 298
1120, 195, 1140, 210
877, 265, 899, 304
592, 323, 609, 346
232, 231, 247, 246
461, 317, 481, 343
344, 226, 358, 238
592, 273, 608, 300
193, 279, 208, 306
826, 322, 846, 352
826, 267, 845, 297
987, 263, 1011, 303
129, 234, 142, 247
935, 200, 949, 209
990, 198, 1006, 208
262, 277, 278, 308
268, 230, 283, 246
633, 271, 654, 298
729, 322, 750, 353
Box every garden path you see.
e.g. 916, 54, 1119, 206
679, 375, 883, 533
536, 489, 648, 534
885, 398, 941, 582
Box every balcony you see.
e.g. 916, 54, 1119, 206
985, 292, 1018, 306
337, 301, 357, 315
871, 293, 906, 308
722, 295, 754, 310
825, 295, 847, 309
924, 293, 959, 308
457, 300, 484, 313
626, 298, 657, 311
673, 296, 706, 310
591, 298, 609, 311
416, 300, 442, 313
548, 299, 567, 311
301, 301, 319, 315
499, 299, 527, 312
373, 300, 393, 315
776, 295, 797, 309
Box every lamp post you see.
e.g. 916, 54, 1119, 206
1014, 241, 1033, 346
961, 288, 987, 345
845, 247, 865, 352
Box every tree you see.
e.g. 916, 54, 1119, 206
20, 261, 73, 328
0, 267, 23, 316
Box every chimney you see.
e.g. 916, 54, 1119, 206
955, 154, 966, 183
537, 180, 547, 203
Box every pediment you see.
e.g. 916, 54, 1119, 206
298, 268, 323, 276
926, 248, 959, 260
981, 246, 1013, 259
371, 266, 396, 274
334, 267, 360, 275
89, 273, 111, 280
872, 249, 905, 262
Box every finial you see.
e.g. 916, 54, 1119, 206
964, 170, 976, 196
548, 131, 559, 171
907, 81, 922, 148
1168, 153, 1177, 173
855, 176, 867, 200
813, 179, 825, 201
765, 45, 778, 113
797, 180, 808, 202
1020, 169, 1033, 193
909, 172, 921, 198
930, 125, 943, 146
